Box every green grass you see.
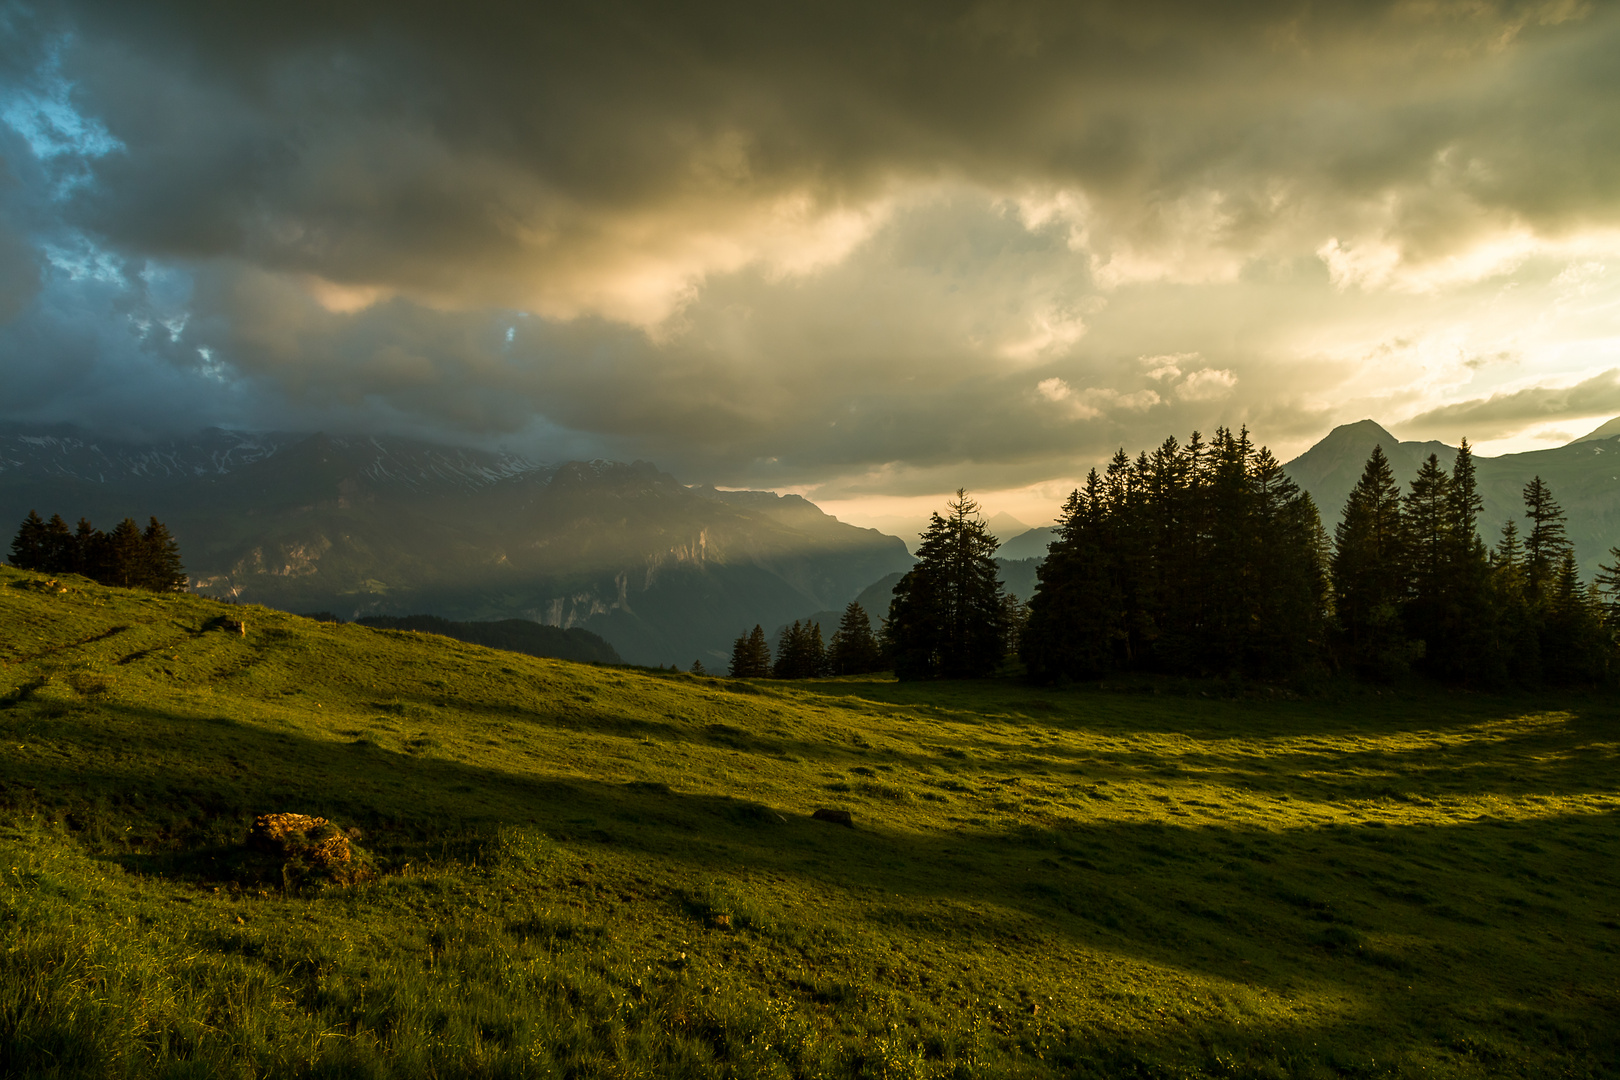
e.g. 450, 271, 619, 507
2, 562, 1618, 1078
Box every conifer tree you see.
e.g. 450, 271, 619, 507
1022, 480, 1122, 681
1595, 547, 1620, 625
42, 515, 76, 574
9, 511, 46, 570
1542, 552, 1609, 684
100, 518, 146, 589
690, 659, 707, 675
1491, 520, 1541, 684
828, 602, 882, 675
1332, 446, 1417, 679
139, 517, 187, 591
888, 489, 1007, 680
728, 624, 772, 678
73, 518, 100, 578
1521, 476, 1572, 605
773, 620, 827, 678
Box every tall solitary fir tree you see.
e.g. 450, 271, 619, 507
887, 490, 1007, 680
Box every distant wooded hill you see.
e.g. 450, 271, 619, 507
0, 424, 913, 667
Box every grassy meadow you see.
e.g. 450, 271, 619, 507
1, 561, 1618, 1078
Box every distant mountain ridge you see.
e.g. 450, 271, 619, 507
1284, 419, 1620, 576
0, 423, 914, 667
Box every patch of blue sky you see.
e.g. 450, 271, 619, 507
41, 234, 124, 285
0, 40, 122, 161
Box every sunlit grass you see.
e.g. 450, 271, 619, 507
1, 562, 1617, 1078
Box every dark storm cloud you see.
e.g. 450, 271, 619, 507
2, 0, 1618, 491
39, 0, 1620, 302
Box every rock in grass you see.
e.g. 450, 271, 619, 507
812, 808, 854, 827
249, 813, 372, 887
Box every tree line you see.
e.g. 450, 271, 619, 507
727, 601, 885, 678
1023, 429, 1616, 686
724, 427, 1620, 688
8, 510, 188, 593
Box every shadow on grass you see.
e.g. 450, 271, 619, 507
4, 697, 1618, 1024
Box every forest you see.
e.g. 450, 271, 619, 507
735, 428, 1619, 688
7, 510, 187, 593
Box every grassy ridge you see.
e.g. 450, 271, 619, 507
1, 563, 1618, 1078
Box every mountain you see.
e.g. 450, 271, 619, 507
0, 424, 914, 667
985, 511, 1030, 543
1285, 419, 1620, 576
1573, 417, 1620, 444
998, 526, 1058, 561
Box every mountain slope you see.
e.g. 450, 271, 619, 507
1285, 419, 1620, 574
0, 424, 913, 666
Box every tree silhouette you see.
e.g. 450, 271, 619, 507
1332, 446, 1417, 679
828, 601, 882, 675
728, 625, 771, 678
888, 490, 1007, 680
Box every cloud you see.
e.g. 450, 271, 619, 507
1402, 369, 1620, 441
1, 0, 1619, 502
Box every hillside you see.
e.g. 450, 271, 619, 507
0, 424, 913, 667
350, 613, 622, 665
1285, 420, 1620, 576
3, 563, 1618, 1078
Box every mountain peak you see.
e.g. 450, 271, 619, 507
1571, 417, 1620, 444
1320, 419, 1398, 446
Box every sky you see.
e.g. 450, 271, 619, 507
2, 0, 1619, 536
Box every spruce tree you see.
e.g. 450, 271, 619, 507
1332, 446, 1416, 679
1542, 553, 1609, 684
1401, 454, 1452, 671
888, 489, 1007, 680
74, 518, 103, 580
1595, 547, 1620, 625
828, 602, 881, 675
1022, 480, 1121, 682
1521, 476, 1572, 605
139, 517, 187, 592
102, 518, 146, 589
728, 625, 772, 678
9, 511, 46, 570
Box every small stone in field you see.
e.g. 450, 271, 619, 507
812, 808, 854, 827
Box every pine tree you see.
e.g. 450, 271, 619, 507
1596, 547, 1620, 625
1542, 553, 1609, 684
74, 518, 103, 580
690, 659, 707, 675
1022, 480, 1121, 682
728, 625, 772, 678
39, 514, 75, 573
9, 511, 46, 570
888, 490, 1007, 680
1521, 476, 1572, 605
1401, 454, 1452, 670
101, 518, 147, 589
1246, 447, 1330, 677
139, 517, 187, 591
773, 621, 826, 678
828, 602, 881, 675
1491, 521, 1541, 685
1332, 446, 1417, 679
